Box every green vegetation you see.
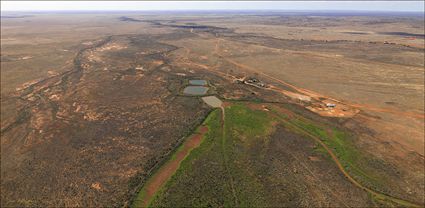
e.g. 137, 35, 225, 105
271, 107, 418, 207
132, 110, 220, 208
149, 109, 236, 207
143, 103, 416, 207
222, 104, 274, 207
282, 116, 389, 194
225, 104, 272, 138
149, 104, 275, 207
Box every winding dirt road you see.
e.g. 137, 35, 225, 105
180, 32, 422, 207
271, 112, 421, 207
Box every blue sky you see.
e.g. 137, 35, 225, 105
2, 1, 424, 12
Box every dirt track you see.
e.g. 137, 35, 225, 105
224, 55, 424, 119
211, 37, 424, 120
270, 109, 421, 207
136, 126, 208, 207
219, 105, 239, 206
178, 33, 422, 206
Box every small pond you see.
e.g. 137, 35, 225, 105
202, 96, 222, 108
189, 80, 207, 86
183, 86, 209, 95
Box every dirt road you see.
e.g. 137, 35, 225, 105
176, 32, 422, 206
273, 113, 421, 207
133, 126, 209, 207
219, 105, 239, 206
212, 36, 424, 120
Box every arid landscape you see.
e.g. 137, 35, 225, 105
1, 10, 424, 207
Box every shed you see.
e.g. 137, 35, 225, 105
326, 103, 336, 108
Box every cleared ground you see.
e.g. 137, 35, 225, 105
1, 11, 424, 207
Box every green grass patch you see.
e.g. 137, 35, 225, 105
150, 104, 276, 207
225, 104, 273, 138
148, 109, 235, 207
136, 102, 412, 207
282, 115, 390, 195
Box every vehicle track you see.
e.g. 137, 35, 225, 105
272, 112, 421, 207
219, 106, 240, 206
180, 31, 421, 207
133, 126, 209, 207
213, 37, 424, 120
284, 147, 350, 207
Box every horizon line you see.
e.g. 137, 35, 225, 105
2, 9, 424, 12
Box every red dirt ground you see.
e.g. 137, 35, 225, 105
141, 126, 209, 207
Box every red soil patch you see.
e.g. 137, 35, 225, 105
222, 101, 232, 108
269, 104, 296, 119
140, 126, 208, 207
244, 102, 264, 111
